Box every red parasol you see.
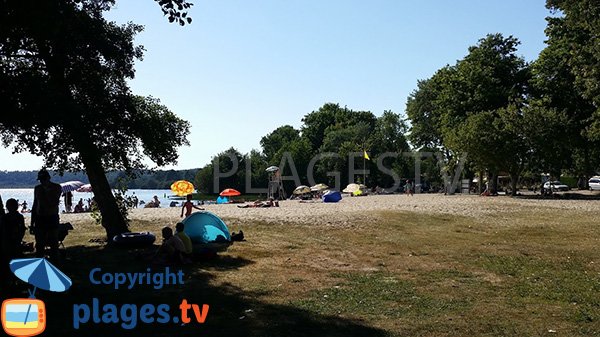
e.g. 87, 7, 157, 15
219, 188, 241, 197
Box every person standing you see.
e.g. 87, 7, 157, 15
132, 193, 139, 208
63, 191, 73, 213
31, 169, 62, 260
180, 194, 204, 218
404, 179, 414, 196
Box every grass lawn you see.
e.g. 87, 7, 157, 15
3, 207, 599, 336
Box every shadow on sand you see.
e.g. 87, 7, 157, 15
513, 192, 600, 200
1, 245, 387, 337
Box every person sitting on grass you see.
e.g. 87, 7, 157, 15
1, 198, 27, 290
153, 226, 186, 265
1, 198, 26, 260
74, 199, 85, 213
180, 194, 204, 218
175, 222, 193, 256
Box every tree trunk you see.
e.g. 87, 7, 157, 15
489, 171, 498, 195
478, 171, 484, 194
77, 139, 129, 241
583, 141, 591, 188
510, 173, 519, 197
34, 21, 128, 241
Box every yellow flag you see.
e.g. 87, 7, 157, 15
363, 150, 370, 160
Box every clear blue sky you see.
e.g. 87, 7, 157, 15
0, 0, 551, 171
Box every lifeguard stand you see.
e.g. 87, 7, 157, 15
268, 168, 286, 200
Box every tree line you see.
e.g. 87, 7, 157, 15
0, 169, 198, 189
194, 105, 442, 194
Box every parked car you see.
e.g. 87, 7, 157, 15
543, 181, 570, 192
589, 177, 600, 191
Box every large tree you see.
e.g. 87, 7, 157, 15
0, 1, 190, 239
407, 34, 530, 194
531, 2, 600, 176
545, 0, 600, 139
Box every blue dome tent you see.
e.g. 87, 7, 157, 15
182, 211, 231, 252
322, 190, 342, 203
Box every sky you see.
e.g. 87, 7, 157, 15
0, 0, 552, 171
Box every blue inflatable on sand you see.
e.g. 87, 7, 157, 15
322, 190, 342, 203
182, 211, 231, 252
216, 196, 229, 204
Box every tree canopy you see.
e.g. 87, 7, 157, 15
0, 0, 190, 238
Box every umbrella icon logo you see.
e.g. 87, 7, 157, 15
2, 258, 72, 337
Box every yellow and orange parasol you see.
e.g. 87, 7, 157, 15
170, 180, 195, 196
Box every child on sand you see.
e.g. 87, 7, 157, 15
181, 194, 204, 218
404, 180, 414, 196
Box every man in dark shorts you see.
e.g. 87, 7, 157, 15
31, 169, 62, 260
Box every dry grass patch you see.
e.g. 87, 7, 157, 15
18, 205, 600, 336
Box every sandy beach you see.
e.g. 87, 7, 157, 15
60, 193, 600, 230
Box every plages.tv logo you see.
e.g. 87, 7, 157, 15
1, 258, 72, 337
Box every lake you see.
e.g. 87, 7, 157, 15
0, 188, 178, 214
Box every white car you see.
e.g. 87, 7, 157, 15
543, 181, 570, 192
589, 177, 600, 191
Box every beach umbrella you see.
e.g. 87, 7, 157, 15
76, 184, 93, 193
293, 185, 311, 195
170, 180, 195, 197
60, 181, 85, 193
265, 166, 279, 172
342, 183, 361, 193
219, 188, 241, 197
310, 183, 329, 192
9, 258, 72, 326
10, 258, 72, 296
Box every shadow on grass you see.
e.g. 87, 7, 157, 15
1, 245, 387, 337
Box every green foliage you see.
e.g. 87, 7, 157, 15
260, 125, 300, 160
194, 147, 247, 194
0, 0, 192, 236
194, 103, 412, 192
0, 1, 190, 173
406, 68, 452, 150
300, 103, 340, 152
407, 34, 534, 191
545, 0, 600, 125
530, 2, 600, 175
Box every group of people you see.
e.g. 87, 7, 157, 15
1, 169, 63, 288
237, 198, 280, 208
153, 222, 193, 264
62, 190, 97, 213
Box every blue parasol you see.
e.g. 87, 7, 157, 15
60, 180, 85, 193
10, 258, 72, 296
9, 258, 72, 325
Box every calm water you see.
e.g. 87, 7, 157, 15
0, 188, 177, 214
